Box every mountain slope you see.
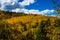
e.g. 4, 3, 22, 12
0, 11, 60, 40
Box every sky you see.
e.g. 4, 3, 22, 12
0, 0, 59, 16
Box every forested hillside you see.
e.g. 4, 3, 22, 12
0, 10, 60, 40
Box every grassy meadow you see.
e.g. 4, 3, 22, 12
0, 11, 60, 40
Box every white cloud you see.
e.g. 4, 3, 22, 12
0, 0, 35, 10
12, 8, 21, 12
0, 0, 19, 10
40, 9, 54, 14
12, 8, 55, 16
22, 9, 54, 15
19, 0, 35, 6
12, 9, 40, 14
0, 0, 18, 5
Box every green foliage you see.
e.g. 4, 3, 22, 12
1, 18, 60, 40
36, 19, 50, 40
0, 20, 21, 40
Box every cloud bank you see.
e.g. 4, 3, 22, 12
0, 0, 35, 10
0, 0, 56, 16
12, 8, 55, 16
19, 0, 35, 6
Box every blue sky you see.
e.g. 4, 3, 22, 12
0, 0, 59, 16
25, 0, 53, 10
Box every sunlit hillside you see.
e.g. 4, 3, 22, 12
0, 10, 60, 40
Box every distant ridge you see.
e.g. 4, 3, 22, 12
0, 10, 58, 18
